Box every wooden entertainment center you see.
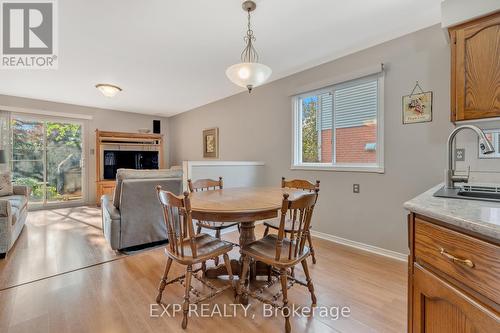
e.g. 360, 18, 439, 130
95, 130, 165, 205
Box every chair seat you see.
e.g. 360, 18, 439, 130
166, 233, 233, 264
241, 234, 310, 268
196, 220, 239, 230
263, 218, 306, 232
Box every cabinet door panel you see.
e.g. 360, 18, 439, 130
453, 12, 500, 121
412, 264, 499, 333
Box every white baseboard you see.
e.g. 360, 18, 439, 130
310, 230, 408, 262
217, 223, 407, 262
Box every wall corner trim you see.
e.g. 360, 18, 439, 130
310, 230, 408, 262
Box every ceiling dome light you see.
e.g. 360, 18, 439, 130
226, 1, 271, 93
95, 83, 122, 97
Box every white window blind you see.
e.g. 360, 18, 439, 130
334, 79, 378, 128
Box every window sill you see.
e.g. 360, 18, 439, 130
291, 164, 385, 174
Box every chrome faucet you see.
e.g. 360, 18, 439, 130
445, 125, 495, 189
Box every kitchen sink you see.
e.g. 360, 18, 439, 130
434, 185, 500, 203
457, 190, 500, 200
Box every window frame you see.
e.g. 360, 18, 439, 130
291, 73, 384, 173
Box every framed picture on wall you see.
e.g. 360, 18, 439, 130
203, 127, 219, 158
402, 90, 433, 124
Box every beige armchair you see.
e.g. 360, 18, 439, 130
0, 185, 30, 259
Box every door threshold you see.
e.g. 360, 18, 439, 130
28, 201, 87, 211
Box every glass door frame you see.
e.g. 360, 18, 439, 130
11, 113, 87, 209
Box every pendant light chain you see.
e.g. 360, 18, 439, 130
240, 8, 259, 63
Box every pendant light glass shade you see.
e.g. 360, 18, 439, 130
226, 62, 272, 92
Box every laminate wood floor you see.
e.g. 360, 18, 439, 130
0, 206, 123, 290
0, 207, 407, 333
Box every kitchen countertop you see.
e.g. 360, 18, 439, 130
404, 184, 500, 241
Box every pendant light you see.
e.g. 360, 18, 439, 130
226, 1, 272, 93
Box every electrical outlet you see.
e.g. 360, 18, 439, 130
455, 148, 465, 162
353, 184, 360, 193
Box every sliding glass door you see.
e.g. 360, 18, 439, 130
11, 115, 85, 207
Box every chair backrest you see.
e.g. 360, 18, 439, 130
275, 189, 319, 262
281, 177, 320, 192
156, 186, 197, 258
113, 168, 183, 208
187, 177, 223, 192
118, 178, 183, 249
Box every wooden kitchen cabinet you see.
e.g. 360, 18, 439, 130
407, 214, 500, 333
412, 264, 498, 333
449, 11, 500, 121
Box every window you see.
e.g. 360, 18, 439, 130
10, 114, 85, 206
292, 73, 384, 172
479, 129, 500, 159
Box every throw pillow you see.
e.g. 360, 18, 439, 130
0, 172, 13, 196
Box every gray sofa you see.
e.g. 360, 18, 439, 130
0, 185, 30, 259
101, 169, 183, 250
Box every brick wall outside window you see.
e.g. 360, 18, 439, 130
320, 129, 332, 162
319, 124, 377, 163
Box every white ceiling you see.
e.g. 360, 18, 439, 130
0, 0, 442, 116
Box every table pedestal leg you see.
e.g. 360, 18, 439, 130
239, 221, 256, 246
238, 221, 256, 305
203, 220, 271, 301
204, 221, 257, 278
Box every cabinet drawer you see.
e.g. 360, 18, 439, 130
415, 218, 500, 305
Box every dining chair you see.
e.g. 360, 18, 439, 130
155, 186, 235, 329
238, 190, 319, 333
263, 177, 320, 264
188, 177, 240, 267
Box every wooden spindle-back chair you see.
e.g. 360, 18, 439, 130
187, 177, 240, 267
155, 186, 234, 329
238, 190, 319, 333
264, 177, 320, 263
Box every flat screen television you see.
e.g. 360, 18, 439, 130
103, 150, 159, 180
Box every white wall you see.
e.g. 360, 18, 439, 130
169, 25, 456, 254
182, 161, 266, 191
0, 94, 170, 204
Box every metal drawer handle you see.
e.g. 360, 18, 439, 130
440, 248, 475, 268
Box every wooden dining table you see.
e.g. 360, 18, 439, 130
189, 187, 309, 279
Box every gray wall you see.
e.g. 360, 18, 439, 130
169, 25, 456, 254
0, 94, 170, 204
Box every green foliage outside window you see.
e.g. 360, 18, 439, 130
301, 97, 319, 163
11, 119, 82, 201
